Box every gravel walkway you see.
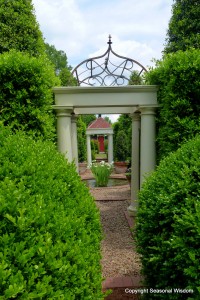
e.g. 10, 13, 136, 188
96, 200, 141, 278
90, 185, 131, 201
81, 170, 141, 279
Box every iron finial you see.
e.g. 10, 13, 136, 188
107, 34, 112, 45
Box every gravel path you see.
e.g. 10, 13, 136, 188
96, 200, 141, 278
81, 170, 141, 279
90, 185, 131, 201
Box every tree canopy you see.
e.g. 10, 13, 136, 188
128, 70, 143, 85
45, 43, 78, 86
45, 43, 69, 74
164, 0, 200, 54
0, 0, 45, 56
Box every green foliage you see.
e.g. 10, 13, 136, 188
45, 43, 77, 86
145, 49, 200, 161
0, 0, 45, 56
164, 0, 200, 54
104, 139, 108, 155
90, 161, 113, 187
77, 116, 87, 162
113, 115, 132, 161
0, 125, 103, 299
0, 50, 59, 140
114, 129, 129, 161
45, 43, 68, 73
103, 116, 112, 124
81, 115, 97, 127
135, 135, 200, 299
128, 70, 143, 85
59, 68, 78, 86
91, 139, 99, 160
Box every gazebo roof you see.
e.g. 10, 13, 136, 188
88, 117, 111, 129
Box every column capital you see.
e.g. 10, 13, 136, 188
130, 111, 141, 121
139, 105, 159, 115
71, 114, 79, 123
52, 106, 74, 117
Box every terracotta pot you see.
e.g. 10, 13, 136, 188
114, 162, 128, 174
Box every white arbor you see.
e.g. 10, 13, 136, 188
86, 118, 114, 165
53, 85, 158, 216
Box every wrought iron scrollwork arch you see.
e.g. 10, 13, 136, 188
71, 35, 147, 87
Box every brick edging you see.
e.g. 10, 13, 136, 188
102, 213, 143, 290
102, 275, 143, 289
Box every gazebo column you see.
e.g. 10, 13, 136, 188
140, 106, 156, 186
56, 108, 73, 162
128, 112, 141, 216
108, 133, 113, 164
86, 133, 92, 166
71, 114, 79, 171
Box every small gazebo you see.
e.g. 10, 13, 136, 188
86, 116, 113, 165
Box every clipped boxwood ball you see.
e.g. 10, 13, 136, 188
135, 134, 200, 300
0, 125, 103, 299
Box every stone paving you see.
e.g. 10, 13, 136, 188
81, 169, 131, 201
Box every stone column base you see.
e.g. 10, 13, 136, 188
127, 204, 138, 217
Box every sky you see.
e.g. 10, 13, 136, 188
32, 0, 174, 122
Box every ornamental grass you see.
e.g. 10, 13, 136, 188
89, 161, 113, 187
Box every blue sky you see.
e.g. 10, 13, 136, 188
32, 0, 174, 122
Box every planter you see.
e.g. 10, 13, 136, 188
114, 162, 129, 174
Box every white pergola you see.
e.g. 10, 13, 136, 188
53, 85, 158, 216
86, 123, 114, 166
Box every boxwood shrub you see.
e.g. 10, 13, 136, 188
145, 49, 200, 162
0, 125, 103, 299
0, 50, 59, 141
135, 134, 200, 300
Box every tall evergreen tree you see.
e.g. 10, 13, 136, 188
164, 0, 200, 54
0, 0, 45, 56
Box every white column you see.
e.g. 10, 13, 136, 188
86, 134, 92, 166
140, 106, 156, 186
56, 109, 73, 162
108, 133, 113, 164
128, 112, 141, 216
71, 114, 79, 171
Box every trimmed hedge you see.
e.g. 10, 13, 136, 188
135, 134, 200, 299
0, 50, 59, 140
0, 125, 103, 299
145, 49, 200, 162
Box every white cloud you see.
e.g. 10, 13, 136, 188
33, 0, 86, 58
32, 0, 173, 68
32, 0, 173, 122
